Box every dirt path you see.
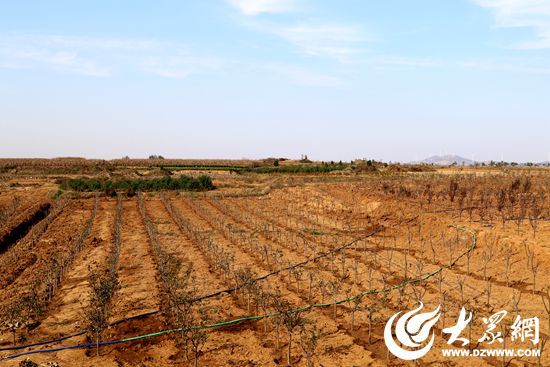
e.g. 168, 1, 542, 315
34, 198, 113, 337
0, 200, 88, 304
2, 184, 547, 367
1, 199, 114, 366
110, 198, 161, 320
171, 196, 383, 367
144, 197, 276, 366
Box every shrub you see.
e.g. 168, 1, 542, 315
60, 175, 215, 193
18, 359, 39, 367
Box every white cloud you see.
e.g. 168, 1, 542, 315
472, 0, 550, 49
265, 64, 343, 87
0, 35, 223, 78
369, 55, 550, 75
226, 1, 369, 63
0, 43, 111, 76
247, 21, 369, 63
459, 58, 550, 74
140, 54, 224, 79
276, 24, 365, 62
226, 0, 297, 16
140, 64, 192, 79
12, 35, 162, 51
369, 56, 441, 68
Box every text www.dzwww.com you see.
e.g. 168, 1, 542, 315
441, 348, 541, 357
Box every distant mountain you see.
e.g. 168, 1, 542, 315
415, 155, 474, 166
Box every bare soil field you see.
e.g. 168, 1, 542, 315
0, 163, 548, 366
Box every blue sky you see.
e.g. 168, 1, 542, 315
0, 0, 548, 162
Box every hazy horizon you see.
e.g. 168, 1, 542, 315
1, 1, 549, 162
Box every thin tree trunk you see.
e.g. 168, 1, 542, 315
96, 330, 100, 357
287, 331, 292, 366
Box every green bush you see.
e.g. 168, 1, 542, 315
60, 175, 214, 193
51, 189, 64, 200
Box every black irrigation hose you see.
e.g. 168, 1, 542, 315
2, 224, 476, 361
0, 215, 415, 353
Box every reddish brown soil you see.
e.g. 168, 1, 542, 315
0, 174, 548, 367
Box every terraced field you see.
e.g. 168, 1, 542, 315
0, 172, 548, 366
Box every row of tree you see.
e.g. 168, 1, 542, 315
60, 175, 214, 193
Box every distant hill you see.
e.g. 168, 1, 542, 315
415, 155, 474, 166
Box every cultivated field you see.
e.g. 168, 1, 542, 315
0, 161, 549, 366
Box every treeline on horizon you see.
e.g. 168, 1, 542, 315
243, 163, 347, 174
60, 175, 214, 192
163, 162, 348, 174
